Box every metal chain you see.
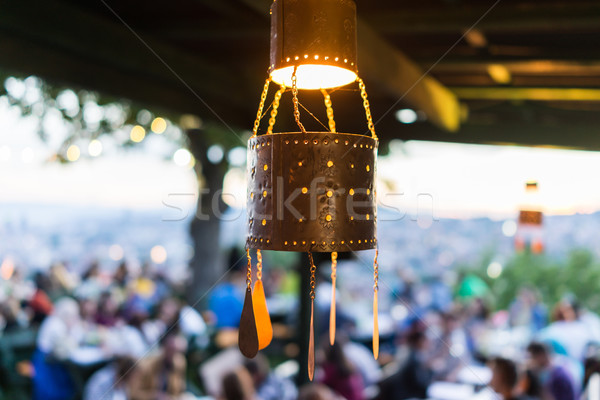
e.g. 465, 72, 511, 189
357, 77, 378, 140
321, 89, 336, 133
308, 252, 317, 300
246, 248, 253, 289
267, 85, 285, 135
291, 67, 307, 134
256, 249, 263, 281
252, 77, 272, 137
373, 248, 379, 291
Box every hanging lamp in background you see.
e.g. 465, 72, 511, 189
515, 180, 544, 254
239, 0, 380, 380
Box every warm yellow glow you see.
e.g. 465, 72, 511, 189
150, 245, 167, 264
326, 190, 333, 198
487, 64, 512, 84
270, 65, 357, 89
325, 214, 332, 222
151, 117, 167, 134
130, 125, 146, 142
1, 258, 15, 280
302, 187, 308, 194
327, 160, 334, 167
66, 145, 80, 162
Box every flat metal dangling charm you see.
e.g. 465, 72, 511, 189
308, 300, 315, 381
253, 279, 273, 350
239, 288, 259, 358
373, 289, 379, 360
330, 252, 337, 345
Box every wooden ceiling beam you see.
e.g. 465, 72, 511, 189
451, 87, 600, 102
0, 0, 257, 124
238, 0, 462, 132
363, 2, 600, 34
433, 60, 600, 75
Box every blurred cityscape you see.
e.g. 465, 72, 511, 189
3, 202, 599, 280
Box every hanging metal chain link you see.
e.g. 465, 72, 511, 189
291, 67, 307, 134
321, 89, 336, 133
246, 248, 253, 289
256, 249, 263, 281
373, 248, 379, 291
308, 252, 317, 300
267, 85, 285, 135
357, 77, 378, 140
252, 77, 272, 137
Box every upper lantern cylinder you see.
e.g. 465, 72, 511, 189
269, 0, 358, 90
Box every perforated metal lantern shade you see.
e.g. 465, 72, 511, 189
269, 0, 358, 89
247, 132, 377, 252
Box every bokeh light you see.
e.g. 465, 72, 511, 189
136, 109, 153, 125
502, 220, 518, 237
173, 148, 193, 167
66, 144, 80, 162
487, 261, 503, 279
207, 145, 224, 164
150, 245, 167, 264
228, 146, 247, 167
88, 140, 103, 157
396, 108, 418, 124
0, 257, 15, 280
108, 244, 124, 261
151, 117, 167, 134
130, 125, 146, 143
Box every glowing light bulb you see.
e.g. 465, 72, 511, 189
270, 65, 357, 89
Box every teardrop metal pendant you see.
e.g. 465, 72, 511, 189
373, 289, 379, 360
329, 252, 338, 346
308, 300, 315, 381
239, 288, 259, 358
330, 277, 336, 346
253, 280, 273, 350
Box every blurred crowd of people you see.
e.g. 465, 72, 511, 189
2, 259, 600, 400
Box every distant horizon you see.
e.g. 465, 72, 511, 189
2, 99, 600, 218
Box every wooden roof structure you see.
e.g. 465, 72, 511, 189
2, 0, 600, 149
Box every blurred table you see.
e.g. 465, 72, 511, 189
427, 382, 496, 400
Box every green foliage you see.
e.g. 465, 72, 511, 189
0, 73, 186, 162
462, 249, 600, 314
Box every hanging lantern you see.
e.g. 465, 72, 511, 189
239, 0, 379, 380
515, 180, 544, 253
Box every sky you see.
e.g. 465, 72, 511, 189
0, 95, 198, 211
2, 93, 600, 220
